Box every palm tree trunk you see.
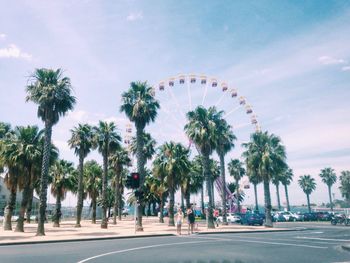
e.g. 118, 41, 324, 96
159, 193, 164, 223
15, 184, 31, 232
26, 187, 34, 223
3, 173, 18, 231
180, 188, 185, 211
235, 179, 240, 213
168, 182, 175, 226
201, 186, 205, 217
92, 196, 97, 224
211, 178, 215, 207
263, 179, 273, 227
118, 187, 122, 221
101, 148, 108, 229
185, 191, 190, 209
203, 153, 215, 228
306, 194, 311, 213
113, 168, 121, 225
53, 193, 61, 227
284, 184, 290, 211
253, 183, 259, 212
328, 185, 333, 211
135, 124, 145, 231
36, 122, 52, 236
76, 153, 84, 227
219, 153, 228, 225
276, 182, 281, 211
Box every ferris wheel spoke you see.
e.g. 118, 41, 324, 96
187, 80, 192, 111
201, 82, 208, 106
224, 105, 240, 118
214, 93, 226, 108
166, 85, 187, 118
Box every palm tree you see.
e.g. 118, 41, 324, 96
120, 81, 160, 231
185, 106, 221, 228
68, 123, 94, 227
14, 126, 43, 232
271, 172, 282, 211
157, 142, 190, 226
152, 155, 168, 223
228, 159, 245, 213
84, 160, 102, 224
215, 118, 236, 225
319, 167, 337, 211
242, 131, 287, 227
50, 160, 75, 227
93, 121, 121, 229
246, 161, 261, 212
0, 127, 20, 231
109, 148, 130, 224
280, 168, 293, 211
26, 68, 76, 236
130, 132, 156, 161
298, 175, 316, 213
339, 171, 350, 203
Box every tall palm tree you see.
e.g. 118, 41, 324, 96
298, 175, 316, 213
319, 167, 337, 211
14, 126, 43, 232
93, 121, 121, 229
50, 160, 75, 227
120, 81, 160, 231
157, 142, 191, 226
0, 128, 20, 231
242, 131, 287, 227
215, 118, 236, 225
130, 132, 156, 161
26, 68, 76, 236
109, 148, 130, 224
280, 168, 293, 211
271, 172, 282, 211
246, 161, 261, 212
185, 106, 221, 228
84, 160, 102, 224
228, 159, 245, 213
339, 171, 350, 202
152, 154, 168, 223
68, 123, 94, 227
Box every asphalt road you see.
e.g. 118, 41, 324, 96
0, 222, 349, 263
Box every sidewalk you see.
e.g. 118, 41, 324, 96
0, 217, 289, 245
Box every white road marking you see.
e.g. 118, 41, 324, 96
76, 240, 214, 263
297, 237, 350, 242
310, 232, 324, 234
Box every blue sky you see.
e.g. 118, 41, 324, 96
1, 0, 350, 207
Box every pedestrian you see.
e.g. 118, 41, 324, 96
175, 208, 184, 235
187, 205, 195, 234
214, 209, 219, 227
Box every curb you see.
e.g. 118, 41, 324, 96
341, 245, 350, 252
0, 228, 305, 246
0, 233, 175, 246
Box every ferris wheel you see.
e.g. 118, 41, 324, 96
122, 73, 260, 207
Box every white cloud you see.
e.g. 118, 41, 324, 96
318, 55, 347, 65
0, 33, 6, 39
0, 44, 32, 60
126, 11, 143, 21
341, 66, 350, 71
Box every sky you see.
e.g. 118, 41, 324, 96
0, 0, 349, 208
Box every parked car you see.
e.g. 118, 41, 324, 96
272, 212, 287, 222
302, 212, 318, 221
240, 212, 264, 226
294, 212, 305, 221
316, 212, 332, 221
122, 208, 129, 216
217, 213, 241, 223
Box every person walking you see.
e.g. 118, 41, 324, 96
187, 205, 195, 235
175, 208, 184, 235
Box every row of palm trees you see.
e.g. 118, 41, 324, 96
1, 67, 349, 236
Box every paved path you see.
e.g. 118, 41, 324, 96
1, 223, 349, 263
0, 217, 283, 245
